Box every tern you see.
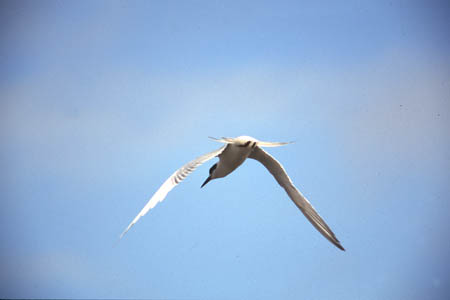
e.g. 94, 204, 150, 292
120, 136, 345, 251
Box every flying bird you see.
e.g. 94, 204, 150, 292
120, 136, 345, 251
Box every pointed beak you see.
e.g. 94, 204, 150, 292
201, 176, 212, 188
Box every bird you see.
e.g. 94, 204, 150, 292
120, 135, 345, 251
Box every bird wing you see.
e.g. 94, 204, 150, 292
249, 146, 345, 251
256, 140, 293, 147
209, 136, 292, 147
120, 145, 226, 239
208, 136, 236, 143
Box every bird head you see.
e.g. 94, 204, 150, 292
201, 163, 217, 188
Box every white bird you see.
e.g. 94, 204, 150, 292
120, 135, 345, 251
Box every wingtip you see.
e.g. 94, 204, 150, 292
119, 223, 134, 240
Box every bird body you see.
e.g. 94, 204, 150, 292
206, 137, 257, 181
121, 135, 345, 251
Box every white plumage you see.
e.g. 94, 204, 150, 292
120, 135, 345, 251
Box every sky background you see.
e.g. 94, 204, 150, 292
1, 0, 449, 299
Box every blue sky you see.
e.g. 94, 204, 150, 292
1, 0, 449, 299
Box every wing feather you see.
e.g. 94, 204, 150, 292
256, 141, 292, 147
209, 136, 292, 147
120, 145, 226, 239
249, 147, 345, 251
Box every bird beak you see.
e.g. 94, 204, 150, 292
201, 176, 212, 188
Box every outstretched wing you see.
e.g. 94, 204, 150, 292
249, 147, 345, 251
120, 145, 226, 239
209, 136, 292, 147
256, 140, 293, 147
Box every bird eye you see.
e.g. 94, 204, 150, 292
209, 164, 217, 175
